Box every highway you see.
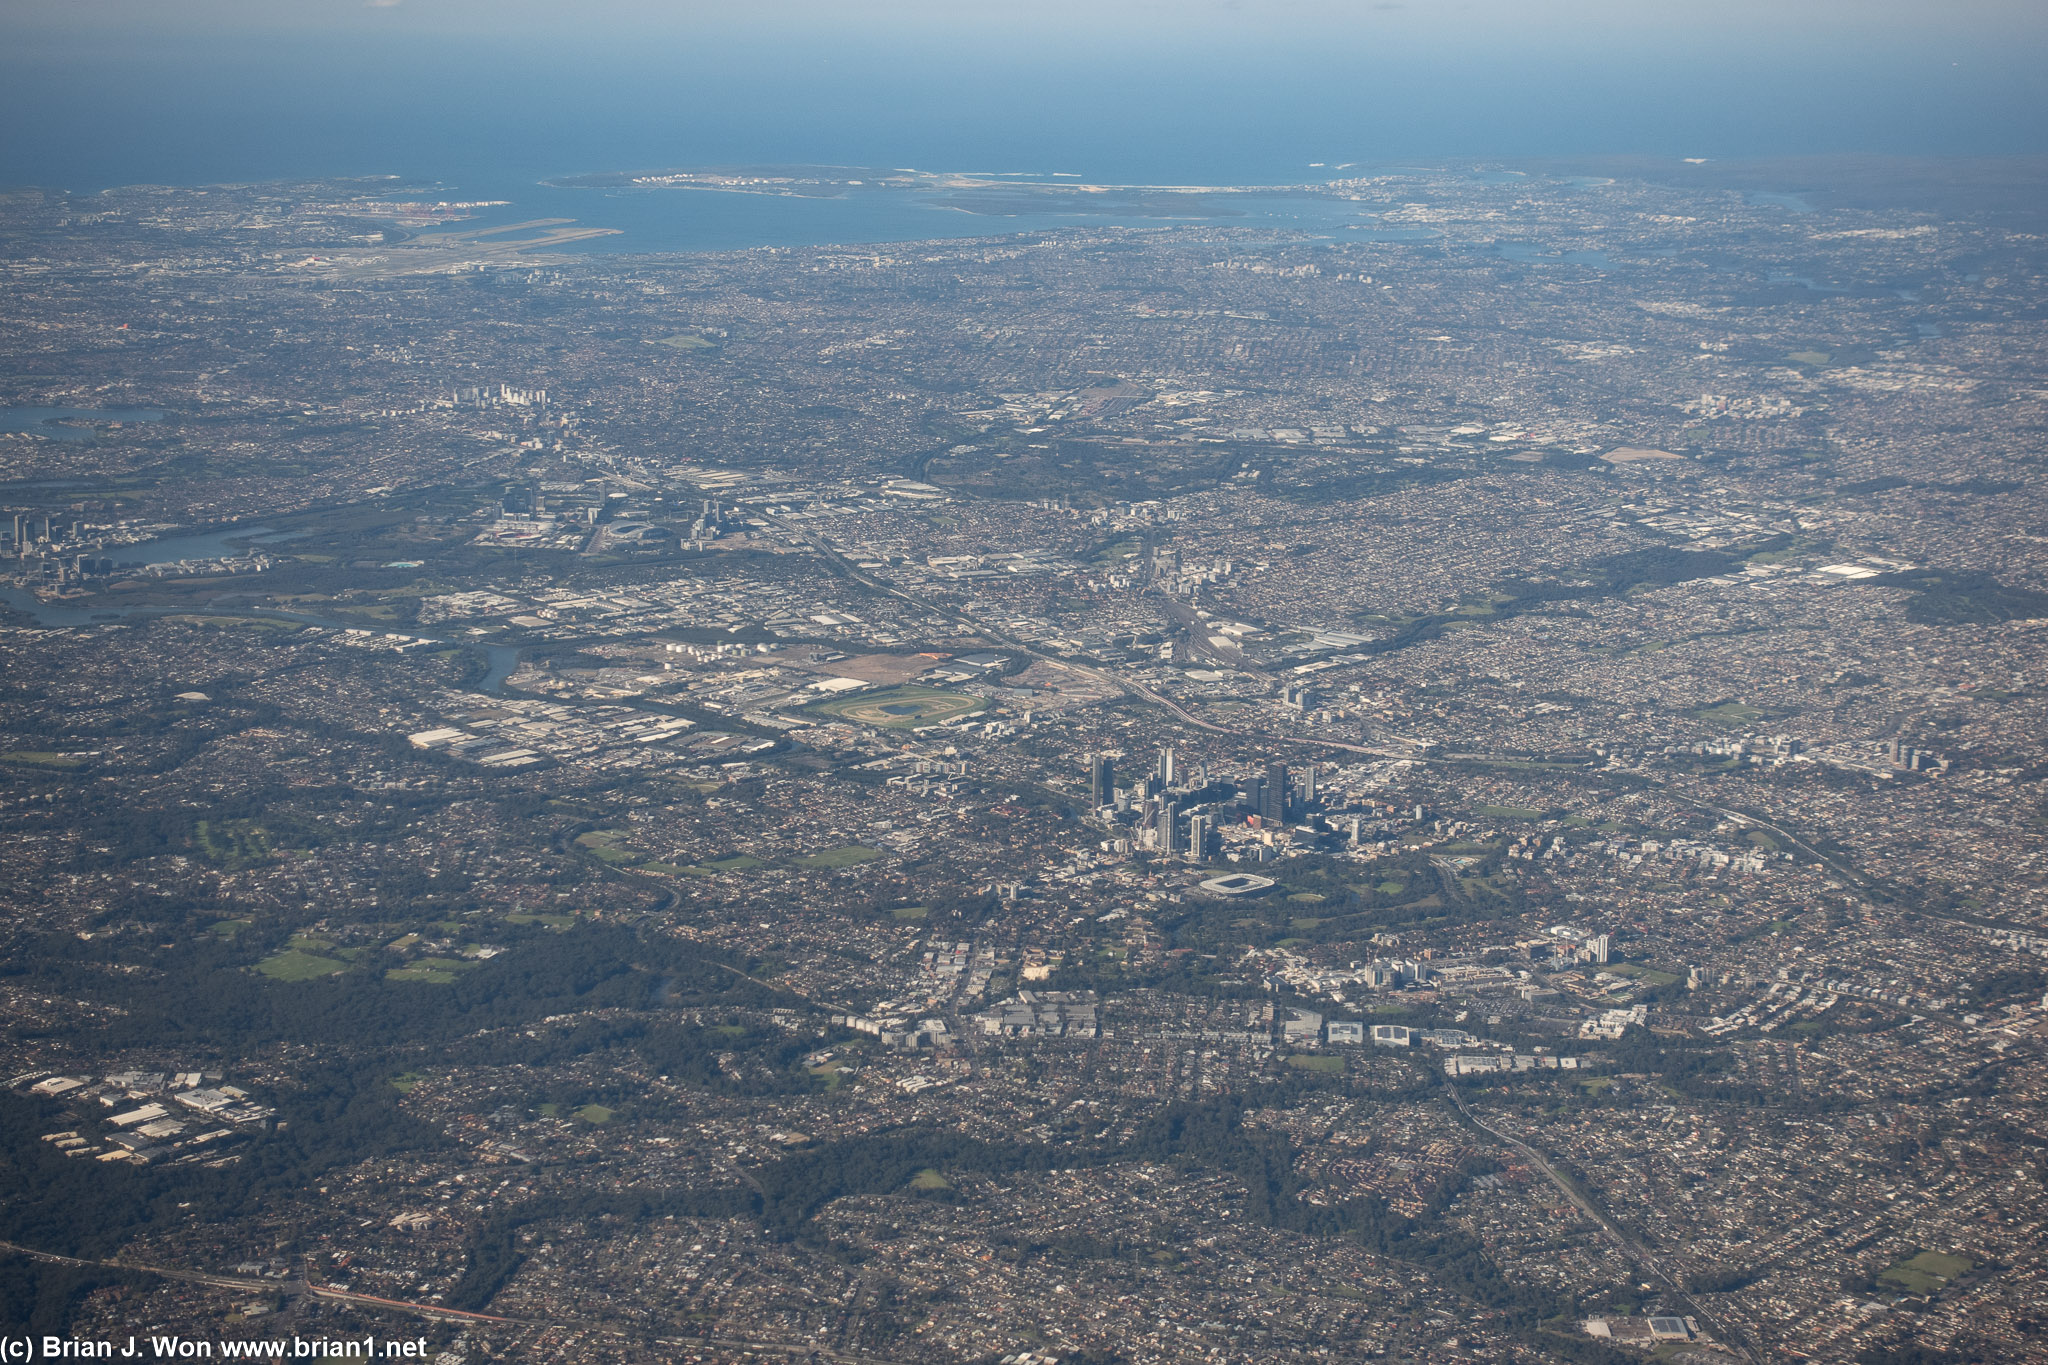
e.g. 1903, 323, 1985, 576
1431, 1088, 1757, 1363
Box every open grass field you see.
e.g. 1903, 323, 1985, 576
196, 819, 274, 869
257, 949, 349, 982
1286, 1055, 1346, 1073
1694, 700, 1767, 727
387, 957, 474, 984
809, 684, 987, 729
796, 845, 882, 868
574, 829, 640, 864
0, 750, 84, 769
1608, 963, 1683, 987
1879, 1251, 1971, 1296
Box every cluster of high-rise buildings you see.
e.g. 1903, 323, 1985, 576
1091, 747, 1332, 861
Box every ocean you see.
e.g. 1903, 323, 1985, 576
2, 22, 2044, 253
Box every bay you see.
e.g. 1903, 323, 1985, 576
3, 25, 2044, 253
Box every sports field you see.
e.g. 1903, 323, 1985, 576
810, 684, 987, 729
1879, 1251, 1971, 1296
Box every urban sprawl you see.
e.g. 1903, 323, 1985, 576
0, 162, 2045, 1365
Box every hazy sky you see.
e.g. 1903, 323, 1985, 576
4, 0, 2045, 188
13, 0, 2048, 42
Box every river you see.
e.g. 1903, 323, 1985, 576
0, 589, 522, 695
0, 407, 166, 443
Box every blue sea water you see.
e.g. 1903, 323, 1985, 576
1, 23, 2044, 252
